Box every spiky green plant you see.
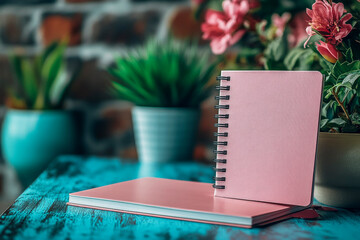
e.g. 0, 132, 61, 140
108, 40, 217, 108
7, 41, 77, 110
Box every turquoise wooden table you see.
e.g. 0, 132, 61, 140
0, 156, 360, 239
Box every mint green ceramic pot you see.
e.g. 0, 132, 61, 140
132, 107, 200, 163
1, 109, 77, 187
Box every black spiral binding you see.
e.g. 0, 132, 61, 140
213, 75, 230, 190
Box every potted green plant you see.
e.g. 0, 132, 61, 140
196, 0, 360, 207
1, 41, 78, 187
303, 0, 360, 208
108, 40, 216, 163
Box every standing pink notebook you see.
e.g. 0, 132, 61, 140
214, 71, 323, 207
68, 177, 305, 228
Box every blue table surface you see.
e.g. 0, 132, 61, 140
0, 156, 359, 240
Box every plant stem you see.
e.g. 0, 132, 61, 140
332, 88, 351, 122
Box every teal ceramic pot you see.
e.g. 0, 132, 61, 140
132, 107, 200, 163
1, 109, 77, 187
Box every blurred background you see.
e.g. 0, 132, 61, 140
0, 0, 217, 211
0, 0, 316, 211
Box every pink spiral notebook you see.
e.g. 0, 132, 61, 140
214, 71, 323, 206
68, 177, 307, 228
68, 71, 323, 228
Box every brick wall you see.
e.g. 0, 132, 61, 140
0, 0, 196, 102
0, 0, 214, 162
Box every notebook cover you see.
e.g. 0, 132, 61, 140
68, 177, 299, 227
215, 71, 323, 206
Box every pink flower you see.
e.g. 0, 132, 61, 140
316, 40, 340, 63
271, 13, 291, 38
288, 12, 309, 47
304, 0, 352, 47
201, 0, 250, 54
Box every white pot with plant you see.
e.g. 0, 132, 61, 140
108, 40, 216, 163
1, 42, 79, 187
304, 0, 360, 208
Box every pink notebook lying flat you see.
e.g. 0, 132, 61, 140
68, 177, 305, 228
214, 71, 323, 207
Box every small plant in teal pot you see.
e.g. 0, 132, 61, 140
2, 41, 79, 187
109, 40, 216, 163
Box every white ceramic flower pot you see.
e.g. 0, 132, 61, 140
132, 107, 200, 163
315, 132, 360, 208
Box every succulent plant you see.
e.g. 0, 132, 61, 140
108, 40, 217, 108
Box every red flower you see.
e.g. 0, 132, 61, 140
201, 0, 250, 54
305, 0, 352, 47
316, 40, 340, 63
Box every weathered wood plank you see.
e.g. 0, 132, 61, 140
0, 156, 359, 239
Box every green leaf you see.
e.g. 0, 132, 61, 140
49, 71, 68, 106
332, 61, 360, 79
40, 42, 60, 66
112, 81, 147, 106
327, 118, 347, 128
320, 119, 329, 129
41, 43, 66, 107
55, 59, 82, 108
321, 100, 336, 119
268, 34, 288, 62
21, 59, 38, 108
350, 112, 360, 125
345, 48, 354, 62
9, 55, 24, 86
284, 48, 304, 70
341, 71, 360, 86
319, 58, 333, 72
